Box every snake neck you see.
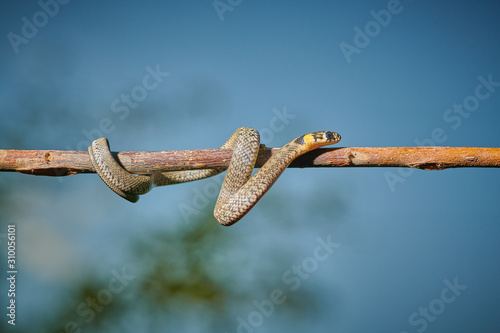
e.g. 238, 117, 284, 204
241, 141, 307, 197
214, 141, 309, 225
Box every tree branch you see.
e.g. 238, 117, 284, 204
0, 147, 499, 177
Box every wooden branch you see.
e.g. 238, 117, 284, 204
0, 147, 499, 177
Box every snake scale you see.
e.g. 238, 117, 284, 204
88, 127, 341, 226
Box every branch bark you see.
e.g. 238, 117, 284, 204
0, 147, 499, 177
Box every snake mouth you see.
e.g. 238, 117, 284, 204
310, 131, 341, 143
325, 131, 341, 143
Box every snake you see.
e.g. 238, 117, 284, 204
88, 127, 341, 226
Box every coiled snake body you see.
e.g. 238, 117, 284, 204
88, 127, 341, 226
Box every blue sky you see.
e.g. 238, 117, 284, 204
1, 1, 500, 332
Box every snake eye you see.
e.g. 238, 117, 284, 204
325, 132, 333, 140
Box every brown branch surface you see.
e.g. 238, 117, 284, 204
0, 147, 499, 177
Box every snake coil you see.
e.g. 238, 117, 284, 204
88, 127, 341, 226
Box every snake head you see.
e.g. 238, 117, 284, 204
296, 131, 341, 149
